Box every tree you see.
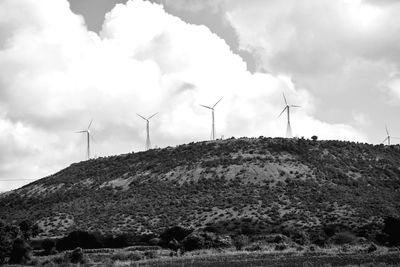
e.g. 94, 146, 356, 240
19, 220, 41, 240
42, 239, 57, 255
160, 226, 193, 244
232, 235, 249, 250
383, 217, 400, 246
311, 135, 318, 141
0, 220, 20, 264
56, 230, 101, 251
69, 247, 85, 264
8, 238, 31, 265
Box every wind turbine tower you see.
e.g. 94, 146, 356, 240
137, 113, 158, 151
76, 120, 93, 160
278, 93, 301, 138
382, 125, 400, 145
200, 97, 223, 141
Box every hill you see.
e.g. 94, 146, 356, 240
1, 137, 400, 244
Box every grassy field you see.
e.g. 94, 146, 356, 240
30, 247, 400, 267
131, 252, 400, 267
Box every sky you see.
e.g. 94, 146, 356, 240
1, 0, 400, 191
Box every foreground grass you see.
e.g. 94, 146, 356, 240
118, 251, 400, 267
27, 245, 400, 267
75, 247, 400, 267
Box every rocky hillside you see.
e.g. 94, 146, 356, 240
1, 137, 400, 243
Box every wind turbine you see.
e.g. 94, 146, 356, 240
137, 112, 158, 151
278, 93, 300, 138
382, 125, 400, 145
76, 119, 93, 160
200, 97, 223, 141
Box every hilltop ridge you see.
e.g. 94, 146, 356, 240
1, 137, 400, 244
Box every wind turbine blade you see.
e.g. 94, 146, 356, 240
213, 97, 223, 108
278, 107, 287, 118
147, 112, 158, 120
200, 104, 212, 109
75, 130, 87, 133
87, 119, 93, 130
137, 113, 147, 120
290, 105, 301, 108
381, 137, 388, 144
282, 92, 288, 105
385, 125, 389, 136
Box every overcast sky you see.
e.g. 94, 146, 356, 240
1, 0, 399, 191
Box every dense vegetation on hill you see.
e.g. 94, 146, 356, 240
1, 137, 400, 246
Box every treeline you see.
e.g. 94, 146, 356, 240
2, 216, 400, 265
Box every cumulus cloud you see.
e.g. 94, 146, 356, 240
0, 0, 366, 191
216, 0, 400, 144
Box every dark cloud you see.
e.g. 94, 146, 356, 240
68, 0, 127, 32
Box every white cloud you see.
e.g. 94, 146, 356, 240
387, 78, 400, 102
0, 0, 366, 191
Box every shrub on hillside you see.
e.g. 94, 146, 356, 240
330, 232, 357, 245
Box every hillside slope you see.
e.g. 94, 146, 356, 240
1, 137, 400, 242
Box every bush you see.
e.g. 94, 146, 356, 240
56, 230, 101, 251
8, 238, 31, 265
323, 225, 336, 237
182, 232, 232, 252
182, 234, 204, 251
167, 239, 180, 252
330, 232, 357, 245
69, 247, 85, 264
149, 238, 161, 246
42, 239, 57, 255
383, 217, 400, 246
232, 235, 249, 251
110, 234, 131, 248
160, 226, 193, 243
111, 251, 143, 261
283, 228, 309, 245
245, 243, 262, 251
275, 243, 287, 251
18, 220, 41, 240
0, 220, 20, 264
262, 234, 290, 244
144, 250, 158, 259
366, 243, 377, 253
